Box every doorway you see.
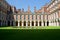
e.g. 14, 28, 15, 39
32, 21, 34, 26
16, 21, 18, 26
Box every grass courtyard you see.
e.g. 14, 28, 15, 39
0, 26, 60, 40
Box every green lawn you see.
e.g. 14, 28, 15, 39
0, 26, 60, 40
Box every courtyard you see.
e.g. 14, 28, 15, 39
0, 27, 60, 40
0, 0, 60, 40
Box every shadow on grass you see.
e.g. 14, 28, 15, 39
0, 29, 60, 40
0, 26, 9, 27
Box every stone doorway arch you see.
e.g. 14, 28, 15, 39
28, 21, 30, 26
32, 21, 34, 26
24, 21, 26, 26
36, 21, 38, 26
8, 21, 10, 26
16, 21, 18, 26
47, 21, 49, 26
39, 21, 41, 26
12, 21, 13, 26
44, 21, 45, 26
20, 21, 22, 26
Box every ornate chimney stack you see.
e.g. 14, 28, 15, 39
22, 8, 24, 12
34, 6, 36, 13
28, 6, 30, 12
18, 9, 21, 13
11, 6, 16, 13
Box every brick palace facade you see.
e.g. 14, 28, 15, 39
0, 0, 60, 27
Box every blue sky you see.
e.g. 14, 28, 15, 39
6, 0, 51, 12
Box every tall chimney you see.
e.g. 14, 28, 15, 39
22, 8, 24, 12
34, 6, 36, 13
18, 9, 21, 13
28, 6, 30, 12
